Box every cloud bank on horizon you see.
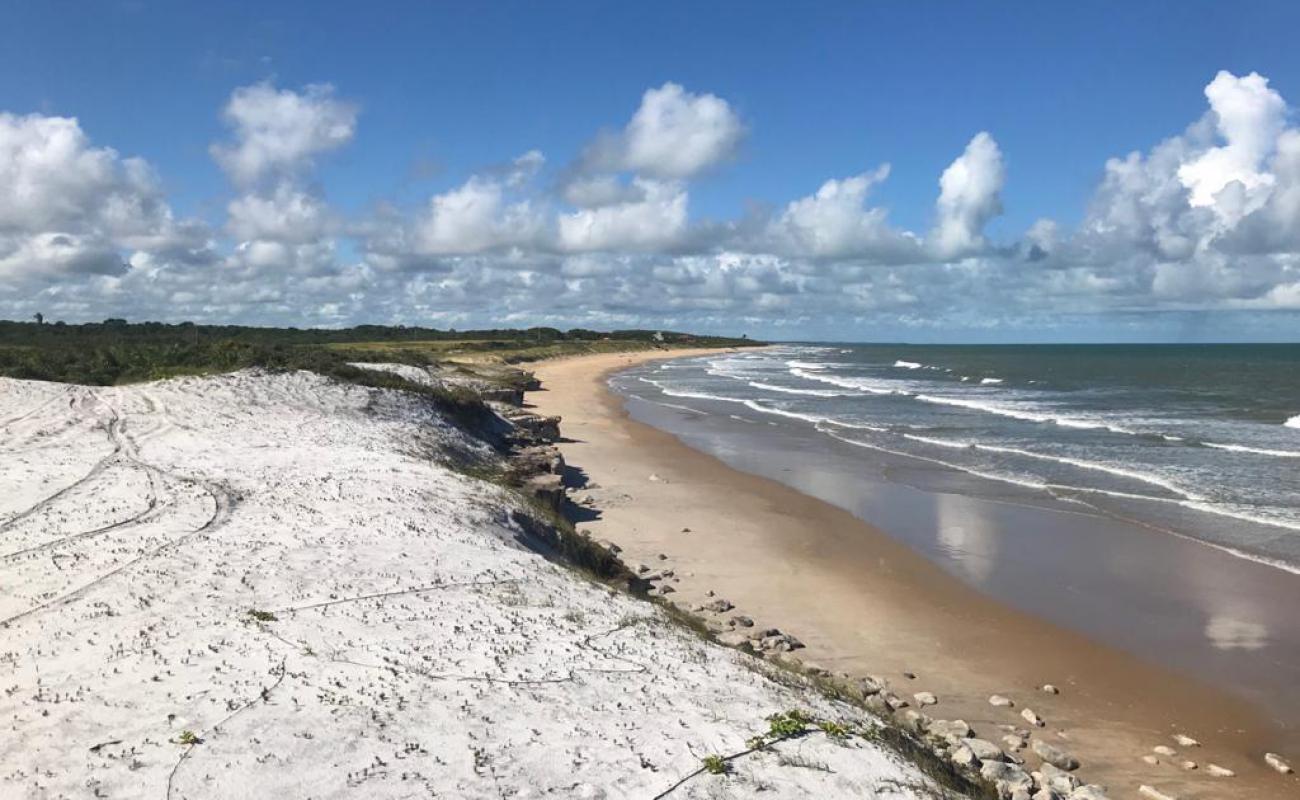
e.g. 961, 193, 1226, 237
2, 70, 1299, 336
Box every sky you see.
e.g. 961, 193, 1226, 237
3, 1, 1300, 342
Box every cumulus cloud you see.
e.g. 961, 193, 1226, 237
7, 72, 1300, 335
557, 179, 688, 252
0, 112, 209, 284
930, 132, 1005, 259
760, 165, 921, 261
580, 82, 745, 179
210, 82, 357, 186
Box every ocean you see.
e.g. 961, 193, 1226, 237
613, 343, 1300, 572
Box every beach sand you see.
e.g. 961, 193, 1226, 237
531, 348, 1300, 799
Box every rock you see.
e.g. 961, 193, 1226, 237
656, 584, 675, 595
1039, 762, 1080, 793
1137, 787, 1176, 800
980, 761, 1033, 794
656, 553, 668, 561
1003, 734, 1027, 751
1010, 790, 1034, 800
1032, 791, 1062, 800
1179, 760, 1197, 771
648, 473, 664, 482
864, 694, 891, 714
990, 694, 1015, 708
903, 671, 917, 680
913, 691, 938, 706
1171, 734, 1199, 747
636, 564, 651, 574
757, 632, 804, 652
1032, 739, 1079, 771
697, 599, 734, 613
1066, 786, 1109, 800
856, 675, 886, 696
966, 738, 1007, 762
730, 615, 754, 628
928, 719, 972, 742
1265, 752, 1293, 774
1152, 745, 1176, 757
680, 527, 691, 533
902, 709, 931, 734
716, 631, 749, 647
951, 744, 980, 767
882, 692, 909, 711
1041, 684, 1060, 695
1141, 755, 1160, 766
1021, 708, 1045, 727
1205, 763, 1235, 778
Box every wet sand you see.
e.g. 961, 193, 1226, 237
530, 348, 1300, 799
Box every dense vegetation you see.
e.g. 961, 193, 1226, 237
0, 319, 756, 386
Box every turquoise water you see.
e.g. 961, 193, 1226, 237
616, 343, 1300, 570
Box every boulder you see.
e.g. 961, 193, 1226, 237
1265, 752, 1294, 774
966, 738, 1007, 762
901, 709, 931, 734
990, 694, 1015, 708
1152, 745, 1176, 757
1041, 684, 1060, 695
980, 761, 1034, 795
1021, 708, 1045, 727
1171, 734, 1199, 747
1137, 787, 1176, 800
1067, 786, 1109, 800
1038, 762, 1080, 793
730, 615, 754, 628
1205, 764, 1235, 778
928, 719, 972, 742
1031, 739, 1079, 771
698, 598, 734, 613
1003, 734, 1027, 751
913, 691, 938, 706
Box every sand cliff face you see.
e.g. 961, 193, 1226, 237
0, 370, 934, 799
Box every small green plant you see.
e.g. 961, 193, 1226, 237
177, 730, 200, 746
247, 609, 278, 622
767, 709, 810, 738
746, 735, 767, 751
702, 754, 728, 775
818, 720, 849, 740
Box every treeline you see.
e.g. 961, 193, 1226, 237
0, 319, 755, 385
0, 319, 750, 349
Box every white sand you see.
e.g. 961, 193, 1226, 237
0, 370, 937, 799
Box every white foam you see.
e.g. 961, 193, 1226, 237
1286, 414, 1300, 429
790, 368, 898, 395
899, 434, 1198, 500
1202, 442, 1300, 458
748, 381, 851, 397
894, 360, 923, 370
980, 378, 1003, 385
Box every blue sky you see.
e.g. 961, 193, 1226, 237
3, 1, 1300, 341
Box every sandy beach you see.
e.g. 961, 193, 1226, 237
531, 348, 1300, 799
0, 369, 956, 799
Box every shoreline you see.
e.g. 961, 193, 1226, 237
530, 347, 1300, 799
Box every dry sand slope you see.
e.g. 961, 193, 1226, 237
0, 370, 939, 799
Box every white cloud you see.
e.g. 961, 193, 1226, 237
582, 82, 744, 179
762, 165, 921, 261
227, 184, 333, 244
210, 82, 357, 186
0, 112, 208, 284
930, 132, 1005, 259
414, 174, 547, 255
1177, 71, 1284, 214
557, 179, 687, 252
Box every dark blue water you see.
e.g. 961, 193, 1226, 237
615, 343, 1300, 571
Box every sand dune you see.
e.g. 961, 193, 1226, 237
0, 370, 934, 799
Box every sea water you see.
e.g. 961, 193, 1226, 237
614, 343, 1300, 571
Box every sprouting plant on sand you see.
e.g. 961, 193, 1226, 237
818, 720, 849, 740
702, 754, 729, 775
247, 609, 278, 622
766, 709, 810, 738
176, 730, 200, 746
